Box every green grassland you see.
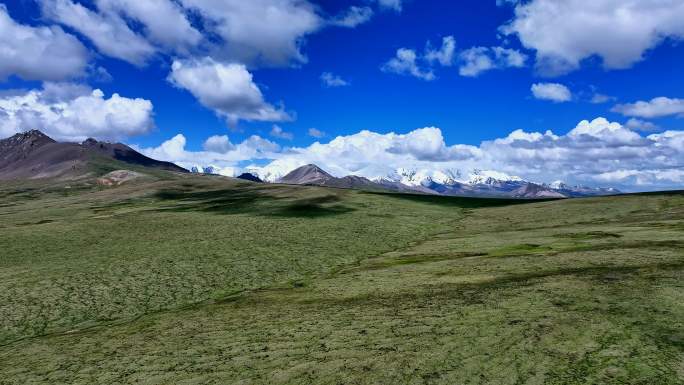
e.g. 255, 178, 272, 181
0, 171, 682, 384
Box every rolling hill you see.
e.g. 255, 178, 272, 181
0, 170, 681, 384
0, 130, 186, 180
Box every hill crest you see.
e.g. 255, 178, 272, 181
0, 131, 187, 180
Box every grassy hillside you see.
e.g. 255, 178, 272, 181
0, 174, 682, 384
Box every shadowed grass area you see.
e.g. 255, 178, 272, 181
154, 187, 356, 217
0, 179, 682, 384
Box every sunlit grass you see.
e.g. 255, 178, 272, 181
0, 175, 682, 384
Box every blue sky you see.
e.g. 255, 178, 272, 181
1, 0, 684, 190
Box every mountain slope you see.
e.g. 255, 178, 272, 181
279, 164, 335, 185
272, 164, 619, 198
278, 164, 402, 191
0, 130, 187, 180
237, 173, 264, 183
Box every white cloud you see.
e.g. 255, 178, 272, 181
381, 48, 435, 81
179, 0, 322, 66
377, 0, 402, 12
254, 118, 684, 190
203, 135, 235, 153
41, 0, 157, 66
531, 83, 572, 103
381, 36, 454, 80
382, 36, 455, 80
612, 97, 684, 118
135, 133, 281, 175
458, 46, 527, 77
330, 6, 373, 28
0, 82, 154, 141
320, 72, 350, 87
270, 125, 293, 140
137, 117, 684, 191
625, 118, 660, 132
384, 37, 526, 80
425, 36, 456, 67
94, 0, 201, 51
501, 0, 684, 75
308, 128, 326, 138
168, 57, 292, 125
0, 4, 88, 81
41, 0, 323, 68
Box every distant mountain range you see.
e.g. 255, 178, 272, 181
193, 163, 620, 198
190, 164, 620, 198
0, 130, 186, 180
1, 130, 619, 198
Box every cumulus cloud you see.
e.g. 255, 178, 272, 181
94, 0, 201, 51
320, 72, 349, 87
179, 0, 322, 66
381, 48, 435, 81
270, 125, 293, 140
382, 36, 458, 80
308, 128, 326, 138
612, 97, 684, 118
139, 117, 684, 191
0, 82, 154, 141
168, 58, 292, 125
501, 0, 684, 75
383, 37, 527, 80
625, 118, 660, 132
425, 36, 456, 67
203, 134, 235, 153
40, 0, 324, 68
135, 133, 281, 175
458, 46, 527, 77
41, 0, 157, 66
0, 4, 88, 81
330, 6, 373, 28
531, 83, 572, 103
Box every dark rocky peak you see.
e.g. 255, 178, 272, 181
81, 138, 99, 146
237, 173, 264, 183
1, 130, 55, 147
0, 131, 56, 159
279, 164, 334, 184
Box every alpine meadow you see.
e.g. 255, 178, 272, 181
1, 0, 684, 384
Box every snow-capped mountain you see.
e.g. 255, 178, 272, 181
189, 163, 620, 198
466, 169, 523, 185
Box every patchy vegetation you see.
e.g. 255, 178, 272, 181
0, 175, 682, 384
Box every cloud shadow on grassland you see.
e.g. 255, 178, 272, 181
152, 188, 355, 218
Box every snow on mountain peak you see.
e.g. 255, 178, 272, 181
548, 180, 569, 190
467, 169, 522, 185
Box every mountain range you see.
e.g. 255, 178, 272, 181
195, 164, 619, 198
0, 130, 186, 180
0, 130, 619, 198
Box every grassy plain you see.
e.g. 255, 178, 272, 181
0, 172, 682, 384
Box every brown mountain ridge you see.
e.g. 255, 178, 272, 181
0, 130, 186, 180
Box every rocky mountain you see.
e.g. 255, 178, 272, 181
278, 164, 386, 190
263, 164, 619, 198
188, 163, 620, 198
0, 130, 187, 180
236, 173, 263, 183
279, 164, 334, 185
511, 182, 567, 199
80, 138, 186, 173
